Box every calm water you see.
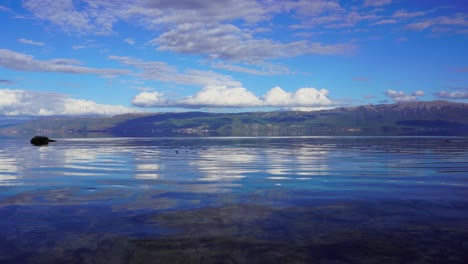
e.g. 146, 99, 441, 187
1, 137, 468, 263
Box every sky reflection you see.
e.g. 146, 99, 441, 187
0, 137, 467, 195
1, 137, 468, 263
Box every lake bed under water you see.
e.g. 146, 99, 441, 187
1, 137, 468, 263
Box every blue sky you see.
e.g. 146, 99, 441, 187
0, 0, 467, 116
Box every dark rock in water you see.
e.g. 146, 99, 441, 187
30, 136, 56, 146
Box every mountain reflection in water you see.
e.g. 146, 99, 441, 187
0, 137, 467, 263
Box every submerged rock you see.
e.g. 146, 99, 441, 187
30, 136, 56, 146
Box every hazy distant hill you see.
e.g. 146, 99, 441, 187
2, 100, 468, 137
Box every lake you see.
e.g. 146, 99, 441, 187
1, 136, 468, 263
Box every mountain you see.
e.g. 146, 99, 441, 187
2, 100, 468, 137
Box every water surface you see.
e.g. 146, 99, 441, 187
1, 137, 468, 263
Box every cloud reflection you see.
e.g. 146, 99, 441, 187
0, 138, 333, 190
188, 144, 331, 184
0, 156, 19, 185
135, 163, 162, 179
261, 145, 330, 179
0, 147, 22, 185
189, 151, 260, 181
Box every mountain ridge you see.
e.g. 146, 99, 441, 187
2, 100, 468, 137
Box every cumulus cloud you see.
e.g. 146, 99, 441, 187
131, 86, 333, 109
0, 89, 140, 116
131, 91, 168, 107
263, 87, 331, 107
180, 86, 262, 107
385, 89, 425, 102
18, 38, 45, 46
435, 91, 468, 99
413, 90, 425, 96
0, 49, 130, 77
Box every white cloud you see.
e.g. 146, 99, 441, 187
373, 19, 397, 25
0, 49, 130, 77
152, 23, 356, 63
413, 90, 425, 96
436, 13, 468, 27
23, 0, 357, 63
212, 62, 291, 76
284, 0, 344, 16
211, 62, 272, 75
131, 91, 168, 107
22, 0, 269, 36
71, 42, 100, 50
289, 87, 332, 106
0, 89, 140, 116
363, 0, 392, 7
118, 0, 269, 26
0, 5, 12, 12
179, 86, 262, 107
405, 13, 468, 33
109, 55, 241, 87
61, 98, 139, 115
392, 10, 427, 19
72, 45, 87, 50
132, 86, 155, 92
262, 86, 292, 107
385, 89, 425, 102
131, 86, 333, 109
263, 87, 332, 107
405, 21, 433, 31
435, 91, 468, 99
23, 0, 117, 35
18, 38, 45, 46
124, 38, 135, 45
287, 1, 381, 29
